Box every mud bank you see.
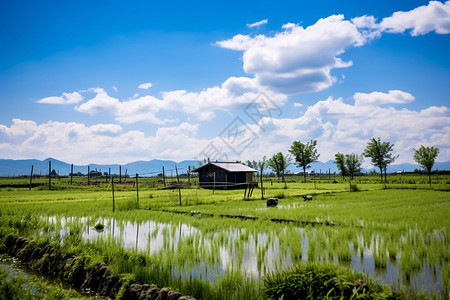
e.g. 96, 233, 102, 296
1, 235, 196, 300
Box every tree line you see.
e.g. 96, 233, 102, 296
247, 137, 440, 191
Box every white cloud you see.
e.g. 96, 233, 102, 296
218, 15, 371, 95
1, 92, 449, 165
138, 82, 153, 90
0, 119, 38, 136
380, 1, 450, 36
75, 88, 119, 115
352, 15, 379, 29
282, 23, 296, 29
112, 86, 118, 92
37, 92, 83, 105
235, 94, 450, 165
75, 78, 286, 123
247, 19, 268, 28
353, 90, 415, 106
0, 119, 208, 164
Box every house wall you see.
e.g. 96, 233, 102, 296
197, 166, 254, 189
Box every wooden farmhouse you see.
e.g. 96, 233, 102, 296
192, 162, 257, 190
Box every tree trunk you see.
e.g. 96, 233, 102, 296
428, 170, 431, 187
379, 167, 383, 182
384, 166, 387, 183
303, 166, 306, 183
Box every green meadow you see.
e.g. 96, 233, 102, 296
0, 173, 449, 299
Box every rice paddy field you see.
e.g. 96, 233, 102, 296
0, 173, 449, 299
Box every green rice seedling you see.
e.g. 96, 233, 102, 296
374, 249, 388, 269
339, 248, 352, 263
387, 241, 398, 260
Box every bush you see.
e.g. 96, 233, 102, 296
350, 182, 360, 192
263, 263, 393, 300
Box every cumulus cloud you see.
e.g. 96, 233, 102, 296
247, 19, 268, 28
380, 1, 450, 35
218, 15, 373, 95
138, 82, 153, 90
37, 92, 83, 104
0, 119, 38, 136
1, 90, 449, 165
240, 94, 450, 165
0, 119, 208, 164
75, 88, 119, 115
353, 90, 415, 106
74, 77, 286, 123
216, 3, 450, 96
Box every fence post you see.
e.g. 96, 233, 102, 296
175, 165, 181, 205
136, 173, 139, 207
119, 166, 122, 183
70, 164, 73, 185
29, 165, 33, 190
48, 160, 51, 191
112, 178, 115, 212
188, 166, 190, 185
213, 171, 216, 194
88, 166, 90, 185
162, 166, 166, 187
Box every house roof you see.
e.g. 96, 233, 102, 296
192, 162, 257, 173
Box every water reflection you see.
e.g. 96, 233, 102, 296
41, 216, 444, 294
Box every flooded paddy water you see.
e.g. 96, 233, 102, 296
40, 213, 446, 295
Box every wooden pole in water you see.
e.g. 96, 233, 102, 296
175, 165, 181, 205
136, 173, 139, 207
70, 164, 73, 185
112, 178, 115, 212
29, 165, 33, 190
48, 160, 51, 191
136, 223, 139, 251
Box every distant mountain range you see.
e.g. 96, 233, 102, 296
0, 158, 448, 177
0, 158, 199, 177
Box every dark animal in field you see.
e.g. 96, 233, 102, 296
267, 198, 278, 207
303, 195, 313, 201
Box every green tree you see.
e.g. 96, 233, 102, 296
345, 153, 363, 180
334, 153, 347, 180
413, 145, 439, 186
257, 156, 267, 199
363, 137, 398, 183
268, 152, 292, 189
289, 140, 320, 182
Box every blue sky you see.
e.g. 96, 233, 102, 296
0, 0, 449, 165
